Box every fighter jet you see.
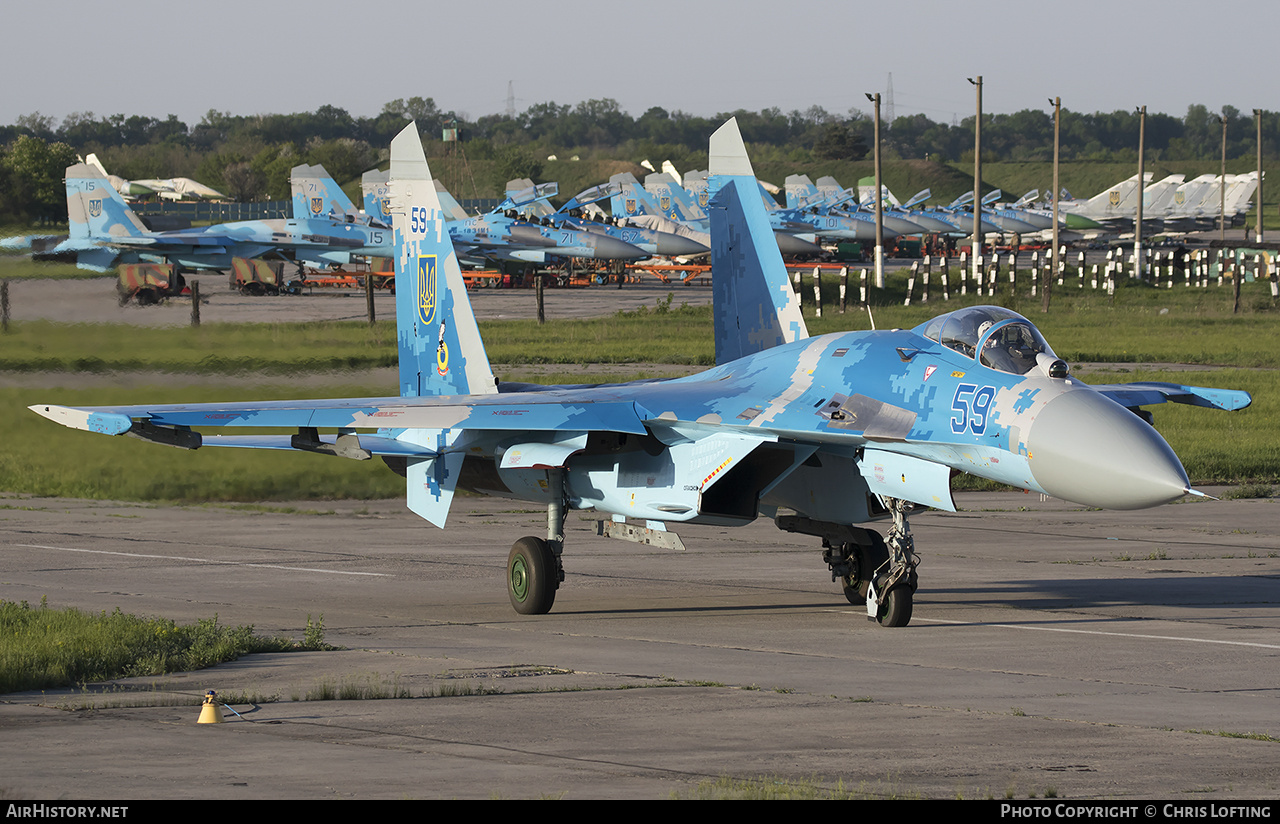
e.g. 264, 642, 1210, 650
291, 164, 378, 225
361, 171, 543, 262
511, 179, 709, 258
85, 153, 225, 201
83, 154, 156, 200
56, 162, 391, 271
466, 180, 647, 264
610, 171, 821, 256
1059, 173, 1152, 231
29, 119, 1251, 627
786, 175, 928, 238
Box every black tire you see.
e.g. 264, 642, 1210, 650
840, 532, 890, 604
507, 537, 557, 615
876, 585, 913, 628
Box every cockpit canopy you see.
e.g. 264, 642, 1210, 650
915, 306, 1059, 376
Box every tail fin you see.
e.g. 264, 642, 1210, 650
65, 163, 150, 270
814, 176, 845, 204
610, 172, 657, 219
708, 118, 808, 366
681, 170, 713, 214
1081, 173, 1150, 218
361, 168, 393, 225
785, 174, 821, 210
291, 164, 361, 221
645, 172, 705, 222
1224, 171, 1259, 216
388, 123, 497, 399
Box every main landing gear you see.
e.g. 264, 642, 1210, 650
813, 497, 919, 628
506, 468, 566, 615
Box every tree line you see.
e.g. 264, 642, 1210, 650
1, 97, 1275, 223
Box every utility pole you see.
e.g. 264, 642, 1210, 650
1220, 113, 1228, 243
1256, 109, 1265, 243
1046, 96, 1060, 313
1135, 106, 1146, 279
968, 77, 982, 286
866, 92, 884, 289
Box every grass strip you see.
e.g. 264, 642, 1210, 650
0, 599, 330, 694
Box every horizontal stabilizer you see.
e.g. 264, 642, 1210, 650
406, 453, 464, 527
1093, 383, 1252, 411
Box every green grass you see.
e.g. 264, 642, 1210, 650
0, 320, 403, 373
0, 599, 329, 694
0, 245, 101, 281
3, 273, 1280, 371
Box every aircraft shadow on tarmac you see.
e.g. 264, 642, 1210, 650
930, 575, 1279, 615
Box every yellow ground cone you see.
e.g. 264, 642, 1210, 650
197, 690, 223, 724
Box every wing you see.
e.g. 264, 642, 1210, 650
28, 392, 651, 445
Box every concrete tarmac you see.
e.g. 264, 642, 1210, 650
1, 491, 1278, 799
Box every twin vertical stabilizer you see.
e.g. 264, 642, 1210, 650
388, 123, 497, 400
707, 118, 808, 365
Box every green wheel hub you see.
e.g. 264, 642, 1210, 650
510, 555, 530, 602
507, 536, 557, 615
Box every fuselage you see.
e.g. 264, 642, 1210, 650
442, 321, 1190, 523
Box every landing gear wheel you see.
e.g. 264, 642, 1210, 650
876, 585, 914, 628
840, 533, 890, 605
507, 536, 557, 615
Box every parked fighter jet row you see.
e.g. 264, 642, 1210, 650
1053, 171, 1261, 234
0, 148, 1261, 272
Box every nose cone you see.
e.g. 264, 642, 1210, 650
902, 212, 957, 234
1027, 389, 1190, 510
508, 223, 557, 247
773, 232, 823, 256
988, 214, 1040, 234
882, 214, 927, 236
589, 234, 646, 260
655, 231, 710, 257
1012, 211, 1055, 231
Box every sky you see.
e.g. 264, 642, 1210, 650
3, 0, 1273, 131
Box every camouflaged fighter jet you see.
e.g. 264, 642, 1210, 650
506, 178, 709, 258
30, 119, 1251, 627
362, 169, 645, 264
291, 164, 379, 226
783, 174, 929, 239
610, 170, 822, 256
57, 162, 392, 271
